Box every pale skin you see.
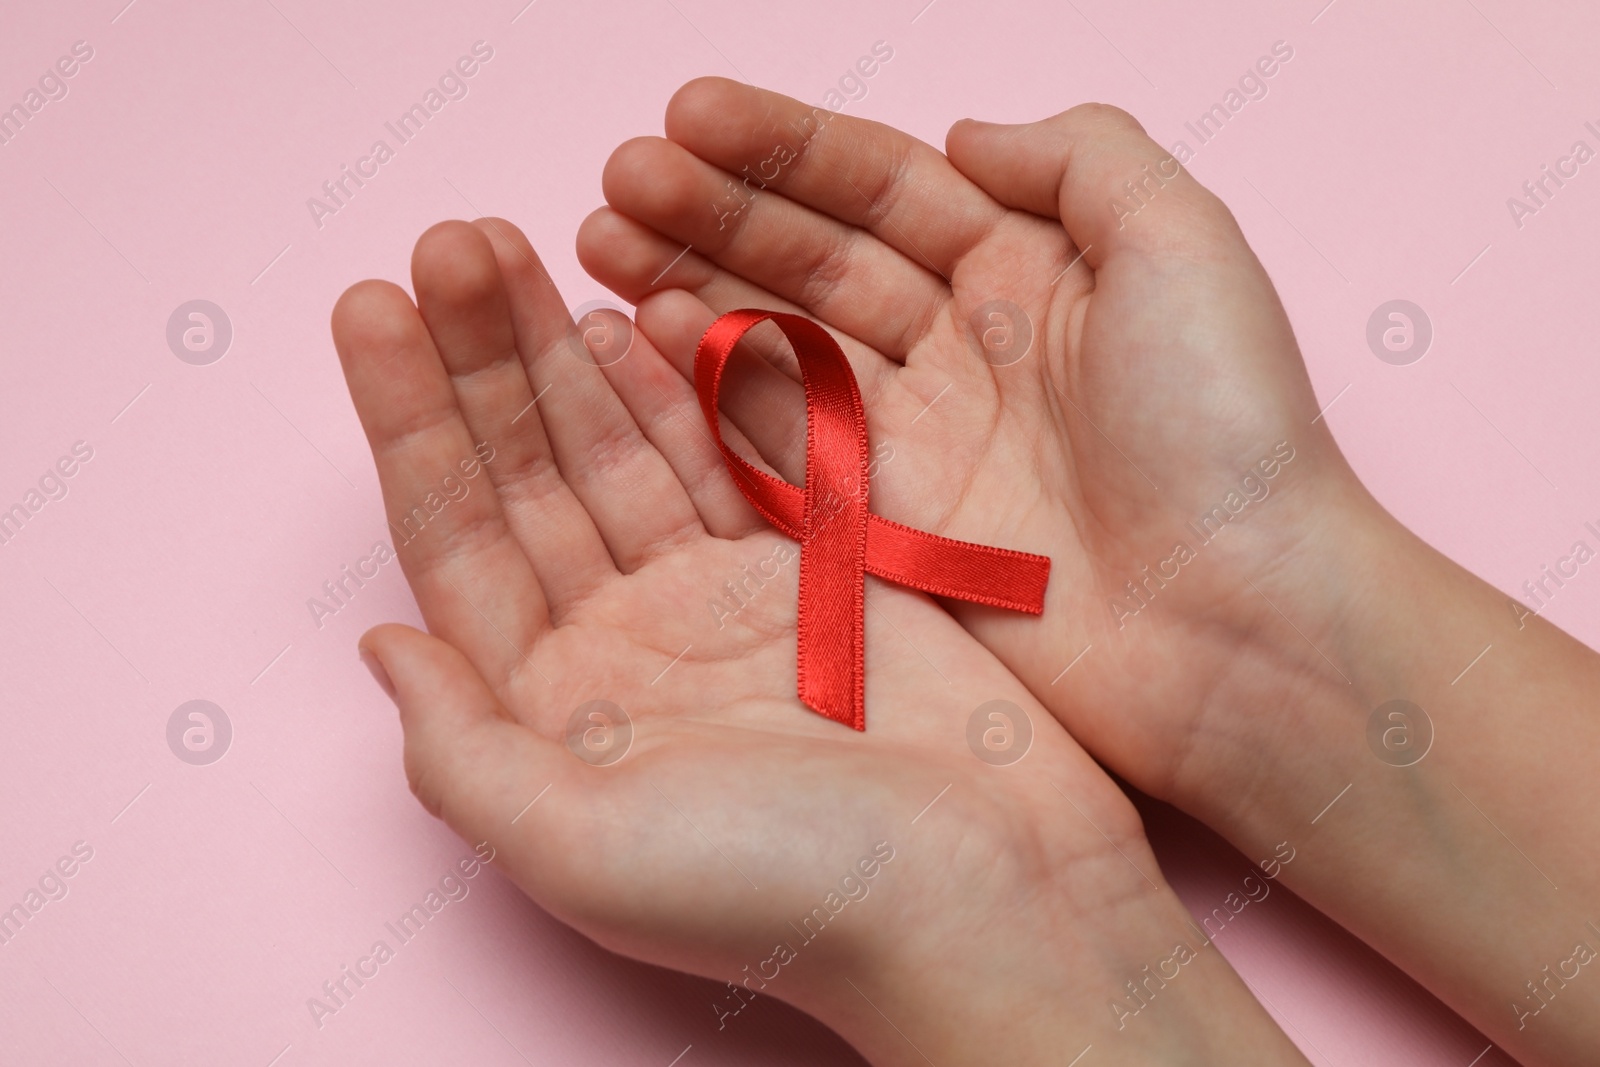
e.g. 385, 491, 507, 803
332, 78, 1600, 1063
332, 222, 1309, 1062
574, 79, 1600, 1065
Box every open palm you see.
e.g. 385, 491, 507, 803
578, 79, 1368, 813
329, 218, 1212, 1057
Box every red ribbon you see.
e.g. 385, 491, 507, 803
694, 309, 1051, 731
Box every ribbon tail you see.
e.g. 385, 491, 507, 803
795, 534, 867, 730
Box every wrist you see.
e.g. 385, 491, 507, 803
1179, 492, 1600, 1065
1191, 494, 1537, 838
794, 815, 1310, 1066
1167, 489, 1430, 831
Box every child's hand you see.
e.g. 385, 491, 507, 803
578, 78, 1364, 818
331, 220, 1308, 1066
581, 80, 1600, 1066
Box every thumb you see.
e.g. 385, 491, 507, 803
946, 104, 1237, 272
359, 623, 567, 845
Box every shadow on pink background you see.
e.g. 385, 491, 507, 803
2, 0, 1594, 1062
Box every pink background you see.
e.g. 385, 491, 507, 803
1, 0, 1594, 1063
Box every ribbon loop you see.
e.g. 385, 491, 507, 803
695, 310, 1050, 730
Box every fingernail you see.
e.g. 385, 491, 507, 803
359, 647, 397, 703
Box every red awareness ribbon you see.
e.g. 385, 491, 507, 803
694, 309, 1051, 731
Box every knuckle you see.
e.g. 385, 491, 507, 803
797, 228, 857, 308
1065, 101, 1146, 135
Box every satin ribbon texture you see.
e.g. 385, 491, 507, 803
694, 309, 1051, 731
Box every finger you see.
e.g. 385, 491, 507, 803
579, 207, 880, 487
357, 624, 587, 909
410, 220, 617, 614
476, 218, 706, 573
577, 205, 897, 405
331, 279, 551, 690
633, 287, 812, 487
664, 76, 1006, 284
945, 103, 1241, 272
601, 135, 946, 362
589, 311, 768, 539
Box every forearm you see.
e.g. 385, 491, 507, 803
1190, 501, 1600, 1066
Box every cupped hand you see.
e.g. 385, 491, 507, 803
578, 78, 1377, 817
330, 219, 1302, 1065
